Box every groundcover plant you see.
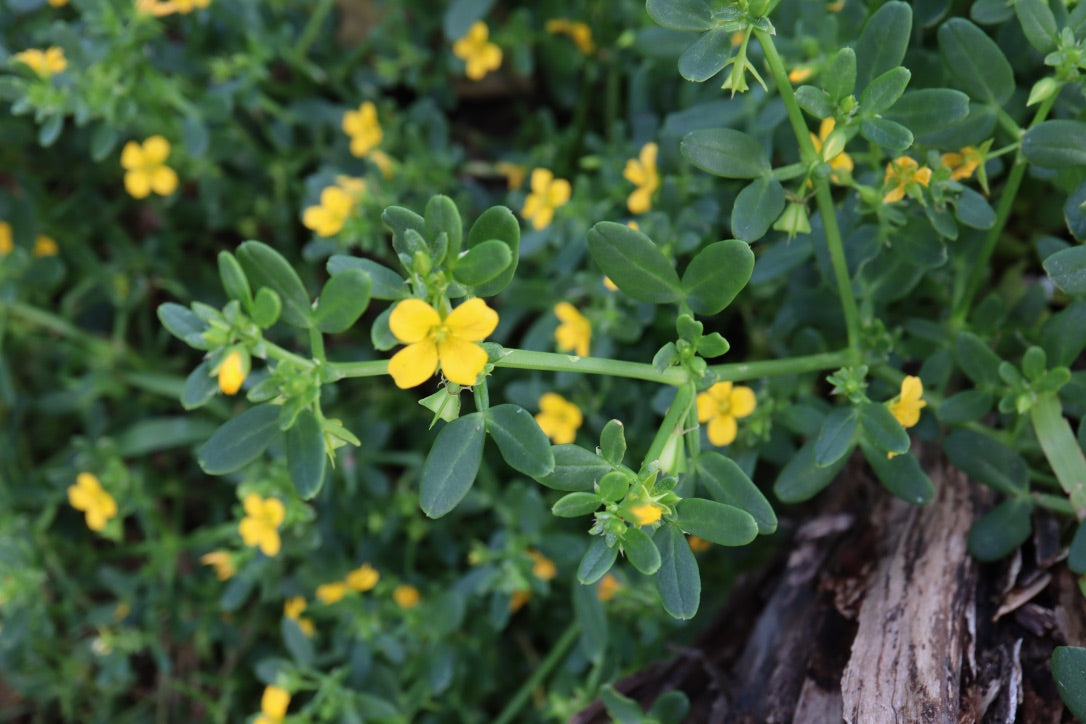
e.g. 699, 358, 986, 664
2, 0, 1086, 720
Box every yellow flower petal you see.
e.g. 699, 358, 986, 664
389, 299, 441, 344
444, 298, 499, 341
437, 335, 488, 386
124, 171, 152, 199
142, 135, 171, 164
707, 414, 738, 446
394, 584, 420, 609
728, 386, 757, 418
388, 340, 439, 389
120, 141, 143, 170
263, 498, 285, 527
261, 685, 290, 720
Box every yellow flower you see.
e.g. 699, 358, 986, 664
452, 21, 502, 81
495, 161, 527, 190
810, 118, 853, 183
688, 536, 712, 553
629, 503, 663, 526
302, 186, 354, 237
387, 297, 498, 389
172, 0, 210, 11
255, 685, 290, 724
67, 472, 118, 532
534, 393, 582, 444
369, 149, 395, 178
554, 302, 590, 357
0, 222, 12, 255
941, 146, 983, 181
334, 175, 367, 195
13, 47, 67, 78
523, 168, 571, 230
528, 549, 557, 581
218, 349, 247, 396
827, 0, 845, 10
238, 493, 284, 557
602, 276, 618, 292
346, 563, 380, 592
120, 136, 178, 199
316, 581, 348, 604
49, 0, 69, 5
624, 142, 659, 215
882, 156, 932, 203
200, 550, 235, 581
394, 584, 420, 609
510, 589, 531, 612
136, 0, 208, 16
788, 65, 814, 83
32, 235, 58, 257
342, 101, 383, 158
696, 382, 757, 447
545, 19, 595, 55
596, 573, 621, 602
888, 375, 926, 428
283, 596, 315, 636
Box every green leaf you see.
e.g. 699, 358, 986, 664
442, 0, 495, 40
885, 89, 971, 137
466, 205, 520, 296
286, 410, 327, 499
420, 413, 486, 518
1016, 0, 1059, 52
89, 123, 118, 161
1069, 521, 1086, 574
967, 498, 1032, 561
158, 303, 210, 349
314, 269, 371, 333
858, 401, 910, 455
824, 47, 856, 102
1042, 245, 1086, 295
954, 187, 996, 230
860, 66, 911, 115
181, 361, 218, 410
731, 177, 785, 243
655, 523, 701, 619
552, 492, 603, 518
281, 617, 314, 666
795, 85, 835, 120
649, 691, 691, 724
577, 537, 618, 584
854, 2, 912, 93
599, 420, 627, 466
674, 497, 758, 547
182, 114, 209, 157
425, 195, 463, 260
198, 404, 283, 475
814, 407, 860, 467
485, 404, 555, 478
218, 252, 252, 310
859, 118, 914, 152
1023, 121, 1086, 168
327, 256, 408, 299
1065, 180, 1086, 242
599, 685, 644, 724
860, 442, 934, 505
1041, 300, 1086, 367
681, 239, 754, 315
115, 416, 218, 457
251, 288, 282, 328
452, 240, 512, 287
678, 27, 732, 82
680, 128, 771, 179
38, 114, 62, 148
383, 206, 426, 257
370, 306, 397, 352
944, 429, 1029, 495
587, 222, 683, 304
646, 0, 713, 31
936, 389, 993, 424
694, 452, 776, 534
597, 471, 631, 503
938, 18, 1014, 106
954, 331, 1002, 386
572, 583, 608, 664
236, 241, 312, 328
538, 445, 610, 491
623, 526, 662, 575
774, 436, 849, 503
1053, 647, 1086, 721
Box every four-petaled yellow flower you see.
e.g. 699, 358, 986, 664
33, 235, 58, 257
283, 596, 315, 637
0, 222, 12, 255
545, 19, 595, 55
629, 502, 663, 526
388, 297, 498, 389
68, 472, 118, 532
528, 549, 557, 581
394, 584, 420, 609
941, 146, 983, 181
346, 563, 380, 592
882, 156, 932, 203
302, 186, 354, 237
624, 142, 659, 215
452, 21, 502, 81
534, 392, 583, 444
316, 581, 348, 604
238, 493, 285, 557
597, 573, 622, 602
810, 118, 853, 184
121, 136, 178, 199
554, 302, 590, 357
255, 685, 290, 724
342, 101, 383, 158
218, 349, 247, 395
696, 381, 757, 447
200, 550, 235, 581
522, 168, 571, 230
13, 47, 67, 78
888, 375, 926, 428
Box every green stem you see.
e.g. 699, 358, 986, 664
644, 383, 695, 466
308, 327, 326, 363
1034, 491, 1076, 515
492, 350, 688, 385
493, 622, 580, 724
708, 348, 852, 382
7, 302, 120, 358
754, 29, 862, 364
292, 0, 336, 61
1030, 392, 1086, 519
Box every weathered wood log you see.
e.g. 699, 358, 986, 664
573, 449, 1086, 723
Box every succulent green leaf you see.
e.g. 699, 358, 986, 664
485, 404, 555, 478
655, 523, 701, 619
198, 404, 283, 475
286, 409, 327, 499
681, 128, 771, 179
236, 241, 312, 328
587, 222, 683, 304
681, 240, 754, 315
420, 413, 486, 518
314, 269, 371, 333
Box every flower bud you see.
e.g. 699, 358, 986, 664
218, 348, 249, 395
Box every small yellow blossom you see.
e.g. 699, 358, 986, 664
200, 551, 235, 581
369, 149, 395, 178
255, 685, 290, 724
13, 47, 67, 78
388, 297, 498, 388
68, 473, 118, 532
535, 393, 583, 444
624, 142, 659, 215
394, 584, 420, 609
238, 493, 285, 557
346, 563, 380, 592
882, 156, 932, 203
597, 573, 622, 602
49, 0, 69, 5
810, 118, 853, 183
688, 536, 712, 553
121, 136, 178, 199
172, 0, 210, 11
528, 549, 557, 581
136, 0, 209, 16
629, 503, 663, 526
283, 597, 315, 637
342, 101, 383, 158
554, 302, 590, 357
218, 349, 247, 396
334, 175, 367, 195
545, 19, 595, 55
495, 161, 527, 190
32, 235, 58, 257
522, 168, 571, 230
453, 21, 502, 81
602, 276, 618, 292
510, 589, 531, 612
941, 146, 983, 182
302, 186, 354, 237
696, 382, 757, 447
828, 0, 845, 11
316, 581, 348, 605
888, 375, 926, 428
789, 65, 814, 84
0, 222, 12, 255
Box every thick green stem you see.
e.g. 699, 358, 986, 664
644, 383, 695, 466
754, 29, 862, 363
490, 350, 689, 385
493, 622, 580, 724
708, 348, 851, 382
1030, 392, 1086, 519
